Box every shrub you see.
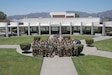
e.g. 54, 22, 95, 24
34, 36, 41, 41
20, 43, 31, 52
63, 36, 71, 39
85, 39, 94, 46
77, 44, 84, 54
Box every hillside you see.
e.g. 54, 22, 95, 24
8, 10, 112, 21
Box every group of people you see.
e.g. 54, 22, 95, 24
32, 37, 79, 57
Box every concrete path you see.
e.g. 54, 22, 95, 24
40, 56, 78, 75
81, 36, 112, 58
82, 45, 112, 58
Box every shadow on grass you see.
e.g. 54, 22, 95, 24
87, 45, 94, 47
22, 51, 32, 54
72, 53, 85, 57
79, 53, 85, 56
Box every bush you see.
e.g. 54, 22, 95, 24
77, 44, 84, 54
34, 36, 41, 41
63, 36, 71, 39
20, 43, 31, 52
85, 39, 94, 46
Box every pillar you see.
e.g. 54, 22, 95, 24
28, 23, 30, 36
38, 22, 41, 35
91, 22, 94, 35
80, 22, 83, 35
5, 23, 8, 37
70, 22, 72, 35
10, 27, 12, 34
102, 22, 106, 36
49, 22, 51, 35
60, 22, 62, 35
17, 23, 19, 36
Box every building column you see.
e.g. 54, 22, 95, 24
70, 22, 72, 35
38, 22, 41, 35
91, 22, 94, 35
5, 23, 8, 37
49, 23, 51, 35
10, 27, 12, 34
28, 23, 30, 36
60, 22, 62, 35
102, 22, 106, 36
80, 22, 83, 35
17, 23, 19, 36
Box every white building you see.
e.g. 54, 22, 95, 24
0, 12, 112, 37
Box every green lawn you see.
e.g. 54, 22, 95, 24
0, 35, 94, 45
0, 48, 43, 75
72, 55, 112, 75
71, 35, 94, 40
94, 38, 112, 52
0, 35, 49, 45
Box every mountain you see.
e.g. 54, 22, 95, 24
66, 10, 112, 18
66, 11, 90, 17
8, 12, 50, 19
8, 10, 112, 20
93, 10, 112, 17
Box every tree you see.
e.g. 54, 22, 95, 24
0, 11, 7, 21
75, 13, 80, 18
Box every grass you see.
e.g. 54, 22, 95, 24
72, 55, 112, 75
0, 35, 94, 45
71, 35, 94, 40
40, 35, 49, 40
0, 35, 49, 45
0, 48, 43, 75
94, 38, 112, 52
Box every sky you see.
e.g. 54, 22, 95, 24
0, 0, 112, 16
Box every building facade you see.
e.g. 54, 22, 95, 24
0, 12, 112, 37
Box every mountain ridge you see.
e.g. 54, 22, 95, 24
8, 10, 112, 20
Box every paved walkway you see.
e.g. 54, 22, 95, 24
40, 56, 78, 75
81, 36, 112, 58
0, 36, 112, 75
82, 44, 112, 58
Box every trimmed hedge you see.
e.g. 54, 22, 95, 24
20, 43, 31, 52
85, 39, 94, 46
78, 44, 84, 54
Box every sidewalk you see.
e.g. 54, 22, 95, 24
81, 36, 112, 58
40, 56, 78, 75
82, 44, 112, 58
